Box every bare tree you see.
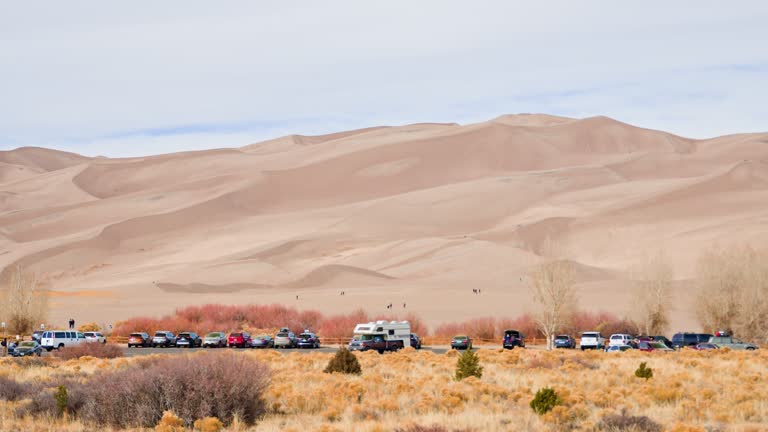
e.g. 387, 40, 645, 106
0, 266, 48, 335
695, 246, 768, 343
529, 238, 576, 350
631, 253, 673, 336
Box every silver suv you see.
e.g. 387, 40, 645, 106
202, 331, 227, 348
274, 328, 297, 348
152, 331, 176, 348
709, 336, 758, 350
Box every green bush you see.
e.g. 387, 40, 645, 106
324, 347, 362, 375
454, 348, 483, 381
635, 362, 653, 380
530, 387, 561, 415
54, 385, 68, 416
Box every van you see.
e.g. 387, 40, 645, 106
40, 330, 86, 351
671, 332, 713, 349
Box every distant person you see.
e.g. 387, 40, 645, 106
68, 318, 74, 329
403, 303, 406, 308
296, 295, 299, 300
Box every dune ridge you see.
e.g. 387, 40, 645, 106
1, 114, 767, 330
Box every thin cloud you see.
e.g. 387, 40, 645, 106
1, 1, 767, 156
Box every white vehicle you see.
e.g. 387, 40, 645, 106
84, 332, 106, 344
352, 320, 411, 352
40, 330, 86, 351
609, 334, 634, 347
579, 331, 605, 350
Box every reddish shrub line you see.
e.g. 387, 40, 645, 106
113, 304, 636, 340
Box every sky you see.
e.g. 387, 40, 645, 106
1, 2, 767, 157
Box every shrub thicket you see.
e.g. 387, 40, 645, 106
54, 343, 123, 360
324, 347, 362, 375
530, 387, 562, 415
635, 362, 653, 380
597, 410, 662, 432
18, 353, 269, 428
0, 376, 26, 401
454, 348, 483, 381
113, 304, 428, 339
396, 425, 474, 432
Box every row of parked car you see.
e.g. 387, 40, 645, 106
441, 329, 759, 352
127, 328, 322, 349
554, 331, 758, 351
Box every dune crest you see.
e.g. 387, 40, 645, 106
1, 114, 767, 330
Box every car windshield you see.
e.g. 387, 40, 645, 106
454, 336, 467, 341
179, 333, 191, 338
130, 333, 144, 338
205, 333, 221, 338
154, 332, 166, 337
230, 333, 243, 337
276, 332, 288, 337
583, 333, 598, 337
555, 336, 569, 340
300, 334, 312, 338
256, 335, 269, 339
651, 343, 667, 349
19, 342, 35, 348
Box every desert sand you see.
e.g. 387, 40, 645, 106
1, 114, 767, 331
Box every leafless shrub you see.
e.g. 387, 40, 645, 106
396, 425, 474, 432
696, 246, 768, 343
0, 266, 48, 335
0, 376, 26, 401
76, 352, 269, 428
597, 410, 661, 432
53, 342, 123, 360
631, 252, 673, 336
15, 379, 85, 419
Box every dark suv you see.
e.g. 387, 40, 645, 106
553, 335, 576, 349
410, 333, 422, 349
503, 329, 525, 349
672, 332, 713, 349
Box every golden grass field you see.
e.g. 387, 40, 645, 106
1, 347, 767, 432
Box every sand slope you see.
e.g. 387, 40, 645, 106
1, 115, 767, 331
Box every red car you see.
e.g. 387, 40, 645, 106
228, 332, 251, 348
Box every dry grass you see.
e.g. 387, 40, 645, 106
1, 349, 767, 431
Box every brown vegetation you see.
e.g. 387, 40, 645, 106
2, 348, 767, 431
530, 238, 577, 349
53, 342, 123, 360
696, 246, 768, 343
0, 266, 48, 335
113, 305, 428, 340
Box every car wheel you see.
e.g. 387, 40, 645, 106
58, 344, 64, 350
747, 347, 756, 351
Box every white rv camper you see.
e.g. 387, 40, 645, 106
351, 320, 411, 352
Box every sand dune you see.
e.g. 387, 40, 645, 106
1, 114, 767, 331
